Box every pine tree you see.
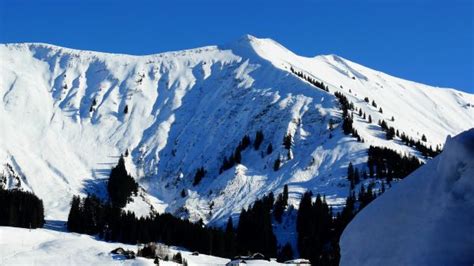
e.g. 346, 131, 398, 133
193, 167, 206, 186
283, 134, 292, 150
347, 162, 354, 183
296, 191, 313, 256
108, 155, 138, 208
421, 134, 427, 142
354, 168, 360, 184
342, 116, 353, 135
273, 157, 281, 171
274, 195, 285, 223
234, 148, 242, 164
254, 130, 264, 150
368, 115, 372, 123
226, 217, 234, 232
240, 135, 251, 150
67, 195, 81, 232
282, 185, 288, 206
266, 143, 273, 155
124, 105, 129, 114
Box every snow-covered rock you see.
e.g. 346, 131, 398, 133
1, 35, 473, 223
340, 128, 474, 266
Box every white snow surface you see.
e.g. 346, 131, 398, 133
0, 223, 231, 265
1, 35, 473, 223
340, 128, 474, 266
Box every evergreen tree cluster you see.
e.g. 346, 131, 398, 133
67, 194, 233, 257
220, 134, 263, 173
294, 186, 382, 265
296, 192, 338, 265
290, 67, 330, 92
107, 155, 138, 208
236, 193, 277, 258
335, 92, 362, 142
0, 188, 45, 229
399, 132, 441, 157
367, 146, 422, 182
378, 119, 441, 157
67, 192, 286, 260
347, 162, 364, 189
357, 183, 377, 210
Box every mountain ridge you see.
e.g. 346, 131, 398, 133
1, 35, 473, 226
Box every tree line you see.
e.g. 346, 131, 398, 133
0, 188, 44, 228
290, 66, 330, 92
67, 184, 292, 260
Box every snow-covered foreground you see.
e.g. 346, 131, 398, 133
0, 222, 232, 265
340, 128, 474, 266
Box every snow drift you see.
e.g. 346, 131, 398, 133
340, 128, 474, 266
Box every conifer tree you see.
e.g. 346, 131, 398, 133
193, 167, 206, 186
234, 148, 242, 164
266, 143, 273, 155
254, 130, 264, 150
347, 162, 354, 183
342, 116, 353, 135
282, 184, 288, 206
273, 157, 281, 171
67, 196, 81, 232
274, 194, 285, 223
354, 168, 360, 184
107, 155, 138, 208
283, 134, 292, 150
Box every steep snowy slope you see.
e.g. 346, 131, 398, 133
1, 35, 473, 223
340, 128, 474, 266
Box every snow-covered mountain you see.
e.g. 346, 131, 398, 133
1, 35, 473, 223
340, 128, 474, 266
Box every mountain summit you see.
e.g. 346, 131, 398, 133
1, 36, 473, 225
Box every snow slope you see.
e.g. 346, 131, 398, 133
1, 35, 473, 224
0, 223, 231, 265
340, 129, 474, 266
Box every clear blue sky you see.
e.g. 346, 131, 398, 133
1, 0, 472, 92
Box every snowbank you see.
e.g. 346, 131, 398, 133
340, 128, 474, 266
